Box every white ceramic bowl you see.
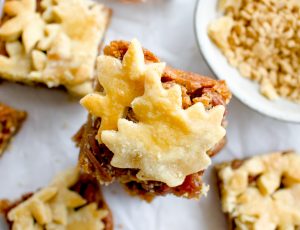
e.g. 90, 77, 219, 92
194, 0, 300, 123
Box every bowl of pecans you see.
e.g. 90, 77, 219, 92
194, 0, 300, 122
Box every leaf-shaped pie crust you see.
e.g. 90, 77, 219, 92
81, 39, 165, 141
101, 60, 226, 187
7, 168, 108, 230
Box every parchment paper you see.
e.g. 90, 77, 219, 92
0, 0, 300, 229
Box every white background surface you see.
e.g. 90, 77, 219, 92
0, 0, 299, 229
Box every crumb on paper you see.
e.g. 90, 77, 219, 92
117, 224, 124, 229
62, 123, 69, 129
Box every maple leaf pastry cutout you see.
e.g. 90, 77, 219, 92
100, 53, 226, 187
81, 39, 226, 187
81, 39, 165, 142
6, 167, 109, 229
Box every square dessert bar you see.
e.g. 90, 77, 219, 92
75, 40, 231, 201
216, 151, 300, 230
0, 103, 27, 156
0, 167, 113, 230
0, 0, 111, 96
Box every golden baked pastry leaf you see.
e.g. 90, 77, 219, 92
7, 167, 108, 230
81, 39, 165, 142
101, 64, 226, 187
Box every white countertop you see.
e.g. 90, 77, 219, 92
0, 0, 299, 229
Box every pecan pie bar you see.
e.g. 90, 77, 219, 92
216, 151, 300, 230
0, 0, 111, 96
74, 39, 231, 201
0, 103, 27, 156
0, 167, 113, 230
